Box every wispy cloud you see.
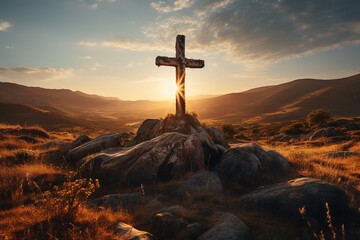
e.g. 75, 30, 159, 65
151, 0, 195, 13
91, 63, 104, 71
90, 3, 98, 9
126, 61, 144, 68
102, 38, 170, 52
80, 56, 93, 60
79, 41, 98, 47
0, 20, 11, 31
80, 0, 118, 9
0, 67, 73, 81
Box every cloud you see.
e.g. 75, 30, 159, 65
151, 0, 196, 13
0, 20, 11, 31
102, 38, 170, 52
79, 41, 98, 47
80, 0, 117, 9
90, 3, 98, 9
126, 61, 144, 68
80, 56, 93, 60
91, 63, 104, 71
146, 0, 360, 62
0, 67, 74, 81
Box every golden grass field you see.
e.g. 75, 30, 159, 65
0, 120, 359, 239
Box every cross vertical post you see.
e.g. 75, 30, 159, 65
156, 35, 204, 116
176, 35, 186, 116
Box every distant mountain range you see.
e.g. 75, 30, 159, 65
0, 73, 359, 129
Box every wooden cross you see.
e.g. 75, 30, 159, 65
156, 35, 204, 116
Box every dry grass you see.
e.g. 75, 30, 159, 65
1, 121, 359, 239
271, 141, 360, 209
0, 206, 132, 240
0, 123, 134, 239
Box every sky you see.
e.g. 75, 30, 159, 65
0, 0, 359, 100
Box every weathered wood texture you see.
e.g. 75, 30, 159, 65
155, 35, 204, 116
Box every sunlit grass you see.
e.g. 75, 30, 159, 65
271, 141, 360, 209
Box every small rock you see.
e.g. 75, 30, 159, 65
310, 127, 342, 140
178, 222, 203, 240
198, 213, 249, 240
88, 192, 142, 211
115, 222, 155, 240
150, 211, 188, 239
145, 199, 164, 212
42, 141, 68, 148
70, 134, 91, 149
18, 135, 39, 144
178, 170, 223, 195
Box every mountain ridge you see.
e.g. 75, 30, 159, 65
0, 73, 359, 127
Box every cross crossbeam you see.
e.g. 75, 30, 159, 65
156, 35, 204, 116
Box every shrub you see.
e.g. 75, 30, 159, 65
222, 124, 236, 138
37, 178, 100, 219
281, 122, 308, 135
14, 149, 37, 164
187, 111, 199, 119
307, 109, 331, 127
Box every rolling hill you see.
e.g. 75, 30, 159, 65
189, 73, 360, 122
0, 73, 359, 128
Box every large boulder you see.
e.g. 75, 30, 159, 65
216, 143, 290, 185
67, 132, 122, 163
115, 222, 155, 240
198, 213, 249, 240
79, 132, 209, 186
237, 177, 349, 223
178, 170, 223, 196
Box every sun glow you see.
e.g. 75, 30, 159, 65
163, 80, 178, 100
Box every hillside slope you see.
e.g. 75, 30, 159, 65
188, 73, 360, 122
0, 73, 359, 125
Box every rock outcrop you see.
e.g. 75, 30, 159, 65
79, 132, 209, 186
129, 114, 228, 152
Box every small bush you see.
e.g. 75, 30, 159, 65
222, 124, 236, 138
307, 109, 331, 127
187, 111, 199, 119
281, 122, 309, 135
37, 178, 100, 219
14, 149, 37, 164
